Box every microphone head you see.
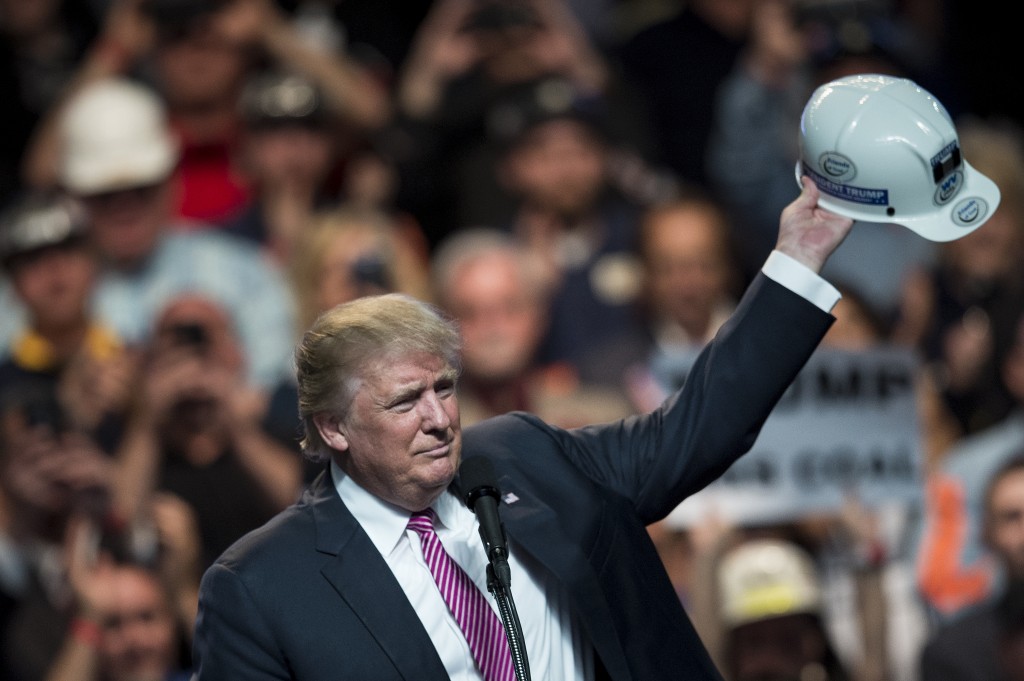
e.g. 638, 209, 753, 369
460, 457, 500, 509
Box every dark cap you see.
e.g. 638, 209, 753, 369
487, 76, 608, 150
460, 1, 542, 32
0, 193, 88, 269
239, 71, 328, 129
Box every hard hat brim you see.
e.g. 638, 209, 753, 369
795, 160, 1002, 242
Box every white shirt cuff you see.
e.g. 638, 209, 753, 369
761, 250, 841, 313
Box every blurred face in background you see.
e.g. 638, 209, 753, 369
98, 565, 178, 681
240, 123, 334, 193
642, 202, 734, 338
154, 15, 249, 112
986, 466, 1024, 579
8, 240, 95, 333
80, 181, 174, 269
443, 250, 546, 383
504, 118, 606, 221
728, 614, 828, 681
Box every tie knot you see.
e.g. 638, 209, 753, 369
407, 509, 435, 534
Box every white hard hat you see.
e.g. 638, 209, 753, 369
796, 73, 1001, 242
59, 78, 180, 196
718, 539, 822, 627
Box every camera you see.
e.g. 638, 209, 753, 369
351, 254, 392, 291
23, 392, 68, 434
168, 321, 210, 353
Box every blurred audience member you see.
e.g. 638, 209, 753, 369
21, 0, 390, 226
43, 498, 199, 681
0, 396, 115, 680
917, 312, 1024, 621
715, 538, 855, 681
0, 0, 98, 202
893, 119, 1024, 436
576, 189, 742, 412
112, 293, 302, 571
431, 227, 633, 427
0, 192, 133, 452
385, 0, 650, 247
287, 206, 432, 334
920, 455, 1024, 681
493, 77, 648, 370
614, 0, 755, 189
2, 76, 298, 391
228, 70, 340, 263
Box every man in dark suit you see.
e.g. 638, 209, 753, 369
191, 178, 853, 680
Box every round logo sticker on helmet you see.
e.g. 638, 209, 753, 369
819, 152, 856, 182
952, 197, 988, 227
934, 170, 963, 206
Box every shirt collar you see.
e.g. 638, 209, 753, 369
330, 459, 467, 557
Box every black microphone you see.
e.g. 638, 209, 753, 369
461, 457, 512, 589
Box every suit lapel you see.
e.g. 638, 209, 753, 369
309, 473, 450, 681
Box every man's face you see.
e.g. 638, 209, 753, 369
155, 20, 249, 110
505, 119, 606, 220
318, 350, 462, 512
729, 615, 827, 681
80, 183, 171, 268
446, 253, 544, 383
643, 205, 731, 335
9, 243, 95, 331
242, 125, 334, 190
99, 566, 177, 681
986, 468, 1024, 579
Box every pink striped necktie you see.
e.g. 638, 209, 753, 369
407, 509, 515, 681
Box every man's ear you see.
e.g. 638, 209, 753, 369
313, 412, 349, 452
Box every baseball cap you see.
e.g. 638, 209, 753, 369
0, 193, 88, 270
487, 76, 609, 151
718, 539, 823, 627
239, 71, 328, 129
59, 78, 180, 196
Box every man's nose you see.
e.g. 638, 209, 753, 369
419, 392, 452, 430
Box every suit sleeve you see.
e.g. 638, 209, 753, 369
554, 272, 835, 523
192, 562, 290, 680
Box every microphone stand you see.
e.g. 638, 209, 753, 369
487, 563, 531, 681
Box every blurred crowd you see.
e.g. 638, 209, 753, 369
1, 0, 1023, 680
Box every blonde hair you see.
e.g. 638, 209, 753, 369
288, 206, 432, 332
294, 293, 462, 461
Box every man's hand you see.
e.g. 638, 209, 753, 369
775, 176, 854, 273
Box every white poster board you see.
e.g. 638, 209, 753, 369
658, 345, 924, 528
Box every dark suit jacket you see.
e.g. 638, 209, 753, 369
192, 274, 834, 680
919, 601, 1002, 681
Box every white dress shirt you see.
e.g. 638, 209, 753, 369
333, 462, 592, 681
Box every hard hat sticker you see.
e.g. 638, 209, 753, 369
952, 197, 988, 226
803, 163, 889, 207
818, 152, 856, 181
934, 170, 963, 206
930, 140, 962, 184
